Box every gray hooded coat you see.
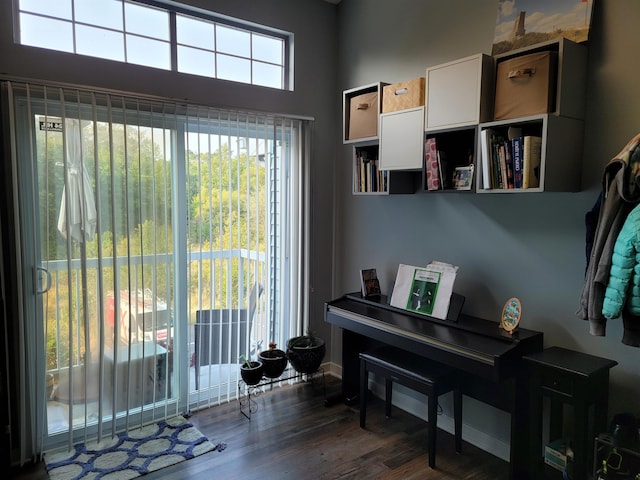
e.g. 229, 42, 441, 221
577, 133, 640, 337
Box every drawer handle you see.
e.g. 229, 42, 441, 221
508, 67, 536, 79
356, 103, 369, 110
394, 88, 408, 96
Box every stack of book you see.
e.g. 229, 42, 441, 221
355, 148, 387, 193
480, 127, 542, 190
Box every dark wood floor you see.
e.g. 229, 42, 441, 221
11, 374, 509, 479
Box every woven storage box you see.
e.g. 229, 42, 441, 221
348, 91, 379, 140
494, 51, 558, 120
382, 77, 425, 113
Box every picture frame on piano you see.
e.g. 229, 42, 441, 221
500, 297, 521, 333
360, 268, 382, 298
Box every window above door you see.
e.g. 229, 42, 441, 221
14, 0, 293, 90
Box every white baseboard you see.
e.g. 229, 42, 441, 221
320, 361, 341, 378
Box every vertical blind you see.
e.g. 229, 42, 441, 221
2, 79, 310, 464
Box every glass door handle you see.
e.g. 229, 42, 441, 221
36, 266, 51, 294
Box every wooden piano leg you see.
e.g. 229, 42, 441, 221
511, 374, 534, 480
454, 388, 462, 454
359, 356, 367, 427
324, 329, 366, 407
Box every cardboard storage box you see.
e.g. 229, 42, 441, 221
494, 51, 558, 120
382, 77, 425, 113
348, 91, 379, 140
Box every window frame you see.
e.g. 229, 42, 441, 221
12, 0, 293, 90
3, 79, 310, 454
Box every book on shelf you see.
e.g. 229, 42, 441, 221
480, 128, 493, 189
425, 137, 440, 190
498, 143, 508, 190
523, 135, 543, 189
360, 268, 381, 297
506, 126, 522, 189
354, 151, 361, 192
511, 136, 523, 188
492, 135, 504, 188
355, 148, 385, 193
481, 128, 506, 189
504, 140, 514, 189
437, 150, 448, 189
483, 128, 535, 190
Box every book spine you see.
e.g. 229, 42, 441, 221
523, 135, 543, 189
504, 140, 514, 189
425, 137, 440, 191
512, 136, 523, 188
355, 150, 360, 192
480, 129, 492, 189
498, 144, 508, 190
491, 134, 502, 189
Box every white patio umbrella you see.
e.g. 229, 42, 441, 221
57, 118, 97, 243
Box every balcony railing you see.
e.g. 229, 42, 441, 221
43, 248, 266, 373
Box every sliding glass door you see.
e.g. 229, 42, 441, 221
8, 84, 181, 453
185, 111, 307, 409
4, 80, 310, 461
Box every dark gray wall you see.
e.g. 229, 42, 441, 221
335, 0, 640, 454
4, 0, 640, 462
0, 0, 339, 347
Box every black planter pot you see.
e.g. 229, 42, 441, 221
240, 360, 264, 385
258, 349, 288, 378
286, 336, 326, 374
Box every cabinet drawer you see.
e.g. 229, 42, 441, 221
540, 370, 574, 397
425, 53, 493, 130
379, 107, 424, 170
382, 78, 425, 113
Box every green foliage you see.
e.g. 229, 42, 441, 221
239, 354, 252, 368
38, 118, 268, 370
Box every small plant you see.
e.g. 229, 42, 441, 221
286, 331, 325, 374
288, 329, 319, 348
239, 354, 264, 385
239, 354, 252, 368
259, 341, 288, 378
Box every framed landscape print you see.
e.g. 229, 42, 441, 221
492, 0, 594, 55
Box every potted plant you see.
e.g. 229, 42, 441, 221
239, 354, 264, 386
286, 332, 325, 374
258, 342, 288, 378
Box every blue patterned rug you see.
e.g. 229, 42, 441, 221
44, 416, 226, 480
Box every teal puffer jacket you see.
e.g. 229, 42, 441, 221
603, 203, 640, 318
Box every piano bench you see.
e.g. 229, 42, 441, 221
359, 346, 462, 469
